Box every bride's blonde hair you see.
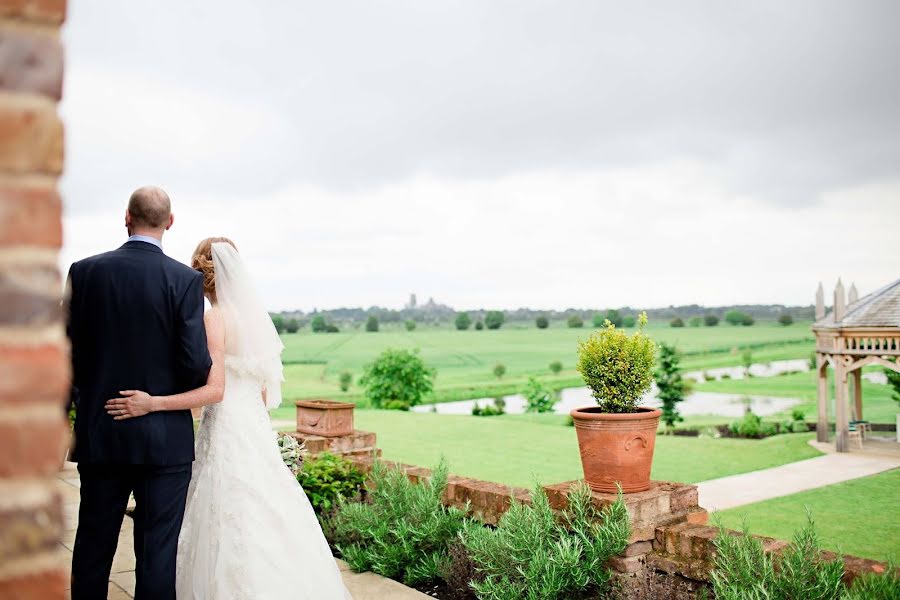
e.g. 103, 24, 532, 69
191, 237, 237, 303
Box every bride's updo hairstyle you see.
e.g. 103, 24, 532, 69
191, 237, 237, 303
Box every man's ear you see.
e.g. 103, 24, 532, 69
166, 213, 174, 231
125, 209, 132, 228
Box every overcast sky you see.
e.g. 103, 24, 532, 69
60, 1, 900, 311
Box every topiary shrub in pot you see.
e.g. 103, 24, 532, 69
573, 312, 658, 493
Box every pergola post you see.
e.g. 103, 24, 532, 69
852, 369, 863, 421
816, 358, 829, 443
834, 362, 849, 452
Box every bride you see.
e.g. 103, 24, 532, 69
105, 237, 351, 599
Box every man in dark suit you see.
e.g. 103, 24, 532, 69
67, 186, 212, 600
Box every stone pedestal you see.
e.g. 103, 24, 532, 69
290, 429, 378, 458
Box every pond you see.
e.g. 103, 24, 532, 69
412, 387, 800, 418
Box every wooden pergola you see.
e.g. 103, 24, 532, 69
813, 278, 900, 452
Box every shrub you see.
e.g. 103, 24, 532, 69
405, 319, 417, 331
325, 323, 340, 333
474, 321, 484, 330
791, 407, 806, 422
484, 311, 505, 330
724, 310, 747, 326
844, 562, 900, 600
523, 376, 556, 413
472, 398, 505, 416
285, 318, 300, 333
778, 313, 794, 326
605, 309, 623, 328
704, 314, 720, 327
339, 371, 353, 392
567, 315, 584, 328
654, 343, 689, 429
365, 315, 379, 332
886, 368, 900, 406
742, 314, 755, 326
670, 317, 685, 328
359, 348, 435, 409
271, 314, 285, 334
297, 452, 365, 513
333, 459, 469, 586
688, 316, 702, 327
492, 363, 507, 379
809, 351, 818, 370
462, 481, 629, 600
711, 514, 845, 600
549, 360, 563, 375
622, 315, 636, 328
311, 314, 328, 333
742, 349, 754, 376
276, 432, 307, 476
576, 312, 656, 413
591, 313, 605, 328
535, 315, 549, 329
729, 410, 777, 438
455, 312, 472, 331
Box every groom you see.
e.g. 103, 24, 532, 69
67, 186, 212, 600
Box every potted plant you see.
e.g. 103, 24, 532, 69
572, 312, 659, 493
295, 399, 355, 437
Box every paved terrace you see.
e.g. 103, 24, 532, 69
57, 463, 428, 600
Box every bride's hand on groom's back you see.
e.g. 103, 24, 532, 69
105, 390, 156, 420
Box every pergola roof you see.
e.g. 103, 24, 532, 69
815, 278, 900, 329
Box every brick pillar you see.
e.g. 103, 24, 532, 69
0, 1, 69, 599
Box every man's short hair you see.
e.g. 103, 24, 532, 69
128, 186, 171, 229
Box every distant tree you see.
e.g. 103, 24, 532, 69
271, 314, 285, 334
654, 343, 688, 429
742, 349, 753, 376
622, 315, 637, 328
704, 314, 720, 327
591, 313, 605, 328
885, 368, 900, 406
567, 315, 584, 328
325, 323, 340, 333
669, 317, 685, 328
523, 376, 556, 413
285, 318, 300, 333
724, 310, 746, 326
549, 360, 563, 375
741, 314, 755, 326
339, 371, 352, 392
359, 348, 434, 410
484, 311, 505, 330
778, 313, 794, 326
311, 315, 328, 333
688, 316, 702, 327
475, 321, 484, 331
605, 309, 623, 328
405, 319, 417, 331
493, 363, 507, 379
535, 315, 549, 329
455, 312, 472, 331
365, 315, 379, 332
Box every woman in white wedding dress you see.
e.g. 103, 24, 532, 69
105, 238, 351, 600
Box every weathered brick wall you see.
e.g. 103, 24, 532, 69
0, 1, 69, 598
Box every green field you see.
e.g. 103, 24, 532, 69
715, 469, 900, 561
284, 410, 822, 488
275, 320, 815, 413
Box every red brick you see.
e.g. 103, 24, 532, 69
0, 344, 67, 404
607, 554, 644, 574
0, 409, 67, 476
0, 0, 66, 24
0, 487, 63, 563
0, 564, 67, 600
0, 262, 61, 326
0, 26, 63, 99
685, 509, 709, 525
0, 95, 63, 174
0, 184, 62, 247
622, 540, 652, 557
670, 485, 699, 513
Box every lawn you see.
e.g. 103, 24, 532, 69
306, 410, 823, 489
714, 469, 900, 562
699, 370, 898, 424
275, 321, 815, 407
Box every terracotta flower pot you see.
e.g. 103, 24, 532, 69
570, 406, 661, 493
295, 399, 355, 437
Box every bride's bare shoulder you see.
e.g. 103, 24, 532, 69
204, 306, 225, 332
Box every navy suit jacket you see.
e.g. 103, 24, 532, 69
67, 241, 212, 465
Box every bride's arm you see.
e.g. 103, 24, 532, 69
105, 309, 226, 420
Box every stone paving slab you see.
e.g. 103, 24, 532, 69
698, 451, 900, 511
58, 463, 428, 599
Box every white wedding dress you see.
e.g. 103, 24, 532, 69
175, 243, 350, 600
